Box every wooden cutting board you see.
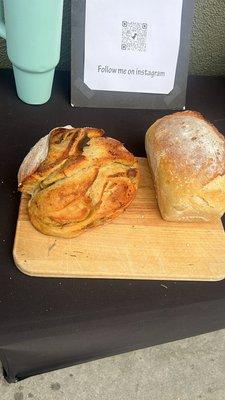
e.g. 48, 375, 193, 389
13, 158, 225, 281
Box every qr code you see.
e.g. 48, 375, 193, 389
121, 21, 148, 52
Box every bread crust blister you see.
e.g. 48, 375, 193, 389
19, 126, 139, 238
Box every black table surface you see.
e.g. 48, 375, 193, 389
0, 70, 225, 382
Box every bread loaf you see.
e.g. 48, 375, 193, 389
145, 111, 225, 222
18, 126, 139, 237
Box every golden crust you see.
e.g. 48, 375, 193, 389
145, 111, 225, 222
19, 127, 139, 237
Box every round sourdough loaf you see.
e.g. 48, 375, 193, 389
18, 126, 139, 237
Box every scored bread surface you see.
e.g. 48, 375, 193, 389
19, 127, 139, 238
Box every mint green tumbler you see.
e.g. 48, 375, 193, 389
0, 0, 64, 105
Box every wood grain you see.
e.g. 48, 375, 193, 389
13, 158, 225, 281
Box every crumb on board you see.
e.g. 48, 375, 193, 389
47, 239, 57, 255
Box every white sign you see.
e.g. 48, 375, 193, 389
84, 0, 183, 95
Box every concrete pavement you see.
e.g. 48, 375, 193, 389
1, 329, 225, 400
